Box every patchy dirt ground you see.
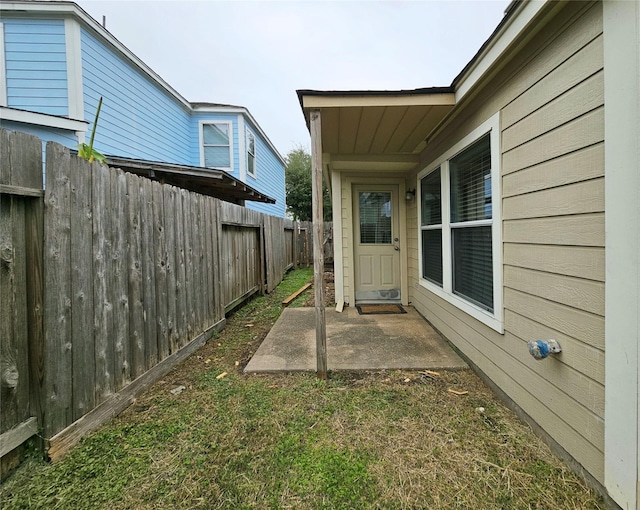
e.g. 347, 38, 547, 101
303, 266, 335, 307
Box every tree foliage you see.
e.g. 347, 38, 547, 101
285, 146, 332, 221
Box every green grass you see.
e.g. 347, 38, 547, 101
0, 268, 605, 509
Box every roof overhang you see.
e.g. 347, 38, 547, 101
297, 88, 455, 171
296, 1, 561, 175
103, 155, 276, 205
0, 106, 88, 132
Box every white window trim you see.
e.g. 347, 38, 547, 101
0, 23, 7, 107
417, 112, 503, 333
246, 128, 257, 178
64, 18, 84, 120
238, 114, 246, 180
199, 120, 233, 172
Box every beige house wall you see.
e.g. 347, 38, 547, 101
407, 1, 605, 483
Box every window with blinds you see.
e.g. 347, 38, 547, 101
202, 123, 231, 169
420, 169, 443, 285
450, 134, 493, 311
417, 113, 501, 331
359, 192, 392, 244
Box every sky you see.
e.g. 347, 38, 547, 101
75, 0, 509, 158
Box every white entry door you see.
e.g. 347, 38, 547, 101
353, 185, 401, 302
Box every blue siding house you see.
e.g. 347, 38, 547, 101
0, 1, 286, 217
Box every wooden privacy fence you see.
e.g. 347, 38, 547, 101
0, 130, 326, 463
0, 130, 43, 471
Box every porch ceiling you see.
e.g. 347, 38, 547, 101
298, 88, 455, 171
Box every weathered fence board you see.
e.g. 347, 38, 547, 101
163, 185, 178, 355
113, 169, 130, 391
70, 155, 95, 421
0, 197, 15, 432
92, 161, 114, 405
0, 131, 43, 457
43, 143, 73, 436
1, 131, 326, 463
264, 215, 285, 293
174, 187, 187, 349
192, 194, 203, 331
284, 223, 295, 270
182, 190, 194, 342
202, 196, 213, 325
141, 177, 157, 369
11, 198, 29, 426
153, 181, 169, 361
26, 196, 44, 428
0, 197, 27, 434
127, 173, 145, 379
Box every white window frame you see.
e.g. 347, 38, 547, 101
199, 120, 233, 171
417, 112, 503, 333
246, 128, 256, 178
0, 23, 7, 107
64, 18, 84, 120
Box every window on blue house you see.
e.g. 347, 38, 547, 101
246, 130, 256, 177
202, 122, 232, 170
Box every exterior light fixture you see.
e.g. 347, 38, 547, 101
405, 189, 416, 200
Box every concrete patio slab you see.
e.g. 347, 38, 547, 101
244, 305, 466, 373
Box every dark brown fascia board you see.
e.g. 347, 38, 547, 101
296, 86, 453, 108
103, 155, 276, 204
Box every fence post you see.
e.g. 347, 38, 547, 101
0, 129, 45, 461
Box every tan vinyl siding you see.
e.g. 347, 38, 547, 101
502, 143, 603, 198
503, 244, 604, 282
501, 34, 603, 131
409, 1, 605, 483
406, 193, 419, 281
502, 107, 603, 172
503, 213, 604, 246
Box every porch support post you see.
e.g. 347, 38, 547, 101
310, 109, 327, 379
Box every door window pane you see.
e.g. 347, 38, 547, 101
359, 192, 391, 244
450, 134, 491, 222
452, 226, 493, 311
